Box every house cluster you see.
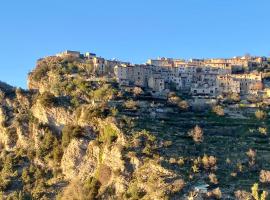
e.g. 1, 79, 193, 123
56, 50, 129, 76
55, 50, 266, 98
114, 56, 265, 97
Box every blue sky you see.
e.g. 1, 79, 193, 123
0, 0, 269, 88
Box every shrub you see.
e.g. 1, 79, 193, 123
110, 107, 119, 117
22, 168, 31, 185
260, 170, 270, 183
212, 105, 225, 116
246, 149, 256, 167
170, 179, 185, 193
126, 183, 145, 199
6, 127, 18, 145
178, 100, 189, 110
209, 173, 218, 184
132, 130, 156, 156
32, 64, 49, 81
206, 187, 222, 199
99, 123, 118, 144
37, 129, 57, 159
251, 183, 259, 200
38, 92, 57, 107
168, 96, 181, 105
227, 92, 240, 103
76, 105, 109, 121
84, 177, 101, 199
124, 100, 138, 110
255, 110, 267, 120
235, 190, 252, 200
188, 125, 203, 143
53, 145, 63, 165
258, 127, 267, 135
91, 84, 117, 102
133, 87, 143, 96
62, 125, 84, 148
163, 140, 172, 147
202, 155, 217, 170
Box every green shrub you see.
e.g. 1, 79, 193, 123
38, 92, 57, 107
99, 124, 118, 144
126, 183, 145, 199
84, 177, 101, 199
37, 129, 57, 159
6, 127, 18, 145
91, 84, 117, 102
62, 125, 84, 148
32, 64, 49, 81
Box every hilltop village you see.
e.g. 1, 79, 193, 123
52, 50, 270, 103
0, 50, 270, 199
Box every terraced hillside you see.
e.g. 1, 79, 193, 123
110, 102, 270, 199
130, 108, 270, 198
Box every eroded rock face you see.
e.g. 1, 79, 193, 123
31, 102, 74, 132
61, 138, 95, 180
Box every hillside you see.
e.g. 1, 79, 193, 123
0, 55, 269, 199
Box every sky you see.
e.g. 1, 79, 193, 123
0, 0, 269, 88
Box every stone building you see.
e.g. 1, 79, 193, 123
146, 57, 174, 68
56, 50, 81, 58
148, 73, 165, 92
191, 82, 217, 96
216, 75, 240, 95
232, 73, 263, 95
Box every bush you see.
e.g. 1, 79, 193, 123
91, 84, 117, 102
235, 190, 252, 200
188, 125, 203, 143
32, 64, 49, 81
126, 183, 145, 199
209, 173, 218, 184
37, 129, 57, 159
62, 125, 84, 148
133, 87, 143, 96
178, 100, 189, 110
77, 104, 109, 121
202, 155, 217, 170
212, 105, 224, 116
99, 124, 118, 144
246, 149, 256, 167
227, 92, 240, 103
258, 127, 267, 135
84, 177, 101, 199
255, 110, 267, 120
206, 187, 222, 199
38, 92, 57, 107
260, 170, 270, 183
124, 100, 138, 110
6, 127, 18, 145
170, 179, 185, 192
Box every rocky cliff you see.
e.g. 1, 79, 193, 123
0, 56, 184, 199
